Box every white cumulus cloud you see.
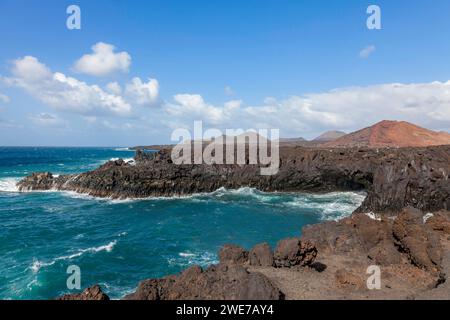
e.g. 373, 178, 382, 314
125, 77, 159, 106
3, 56, 132, 117
73, 42, 131, 76
106, 82, 122, 95
162, 80, 450, 138
165, 94, 241, 124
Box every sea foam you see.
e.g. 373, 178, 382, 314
168, 251, 218, 268
58, 186, 365, 221
0, 178, 20, 192
30, 240, 117, 273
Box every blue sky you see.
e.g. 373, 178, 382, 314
0, 0, 450, 146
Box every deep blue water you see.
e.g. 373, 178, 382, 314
0, 147, 365, 300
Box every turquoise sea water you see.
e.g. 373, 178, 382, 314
0, 147, 366, 300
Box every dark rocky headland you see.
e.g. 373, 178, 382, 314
17, 144, 450, 300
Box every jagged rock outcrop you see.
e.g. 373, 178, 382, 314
300, 207, 447, 289
18, 172, 55, 191
301, 212, 397, 258
123, 264, 284, 300
249, 243, 274, 267
392, 208, 442, 273
273, 238, 317, 268
17, 145, 450, 214
57, 285, 109, 300
121, 239, 319, 300
63, 208, 450, 300
426, 211, 450, 234
219, 244, 249, 265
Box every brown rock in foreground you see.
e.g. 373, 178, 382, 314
123, 264, 284, 300
57, 285, 109, 300
334, 269, 365, 290
219, 244, 249, 265
426, 211, 450, 234
249, 243, 274, 267
247, 208, 450, 300
392, 208, 442, 273
274, 238, 317, 268
64, 208, 450, 300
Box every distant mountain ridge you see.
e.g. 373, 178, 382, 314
132, 121, 450, 150
324, 120, 450, 148
313, 131, 347, 142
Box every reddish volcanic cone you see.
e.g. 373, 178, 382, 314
324, 120, 450, 148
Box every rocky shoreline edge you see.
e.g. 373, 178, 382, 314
58, 207, 450, 300
16, 145, 450, 300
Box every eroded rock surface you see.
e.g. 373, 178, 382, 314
123, 264, 284, 300
274, 238, 317, 268
17, 145, 450, 214
392, 208, 442, 273
219, 244, 249, 265
249, 243, 274, 267
57, 285, 109, 300
63, 208, 450, 300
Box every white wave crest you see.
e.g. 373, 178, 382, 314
283, 191, 366, 221
107, 157, 135, 165
206, 187, 275, 202
0, 177, 20, 192
30, 240, 117, 273
60, 190, 100, 201
57, 186, 268, 203
51, 185, 364, 223
168, 251, 218, 267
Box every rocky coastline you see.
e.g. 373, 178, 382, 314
16, 145, 450, 300
56, 207, 450, 300
17, 145, 450, 213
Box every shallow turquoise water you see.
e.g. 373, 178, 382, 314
0, 147, 365, 299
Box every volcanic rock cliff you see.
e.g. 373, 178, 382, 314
18, 145, 450, 214
17, 141, 450, 300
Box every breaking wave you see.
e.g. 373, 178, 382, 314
195, 187, 366, 221
108, 157, 135, 165
30, 240, 117, 274
54, 186, 365, 221
0, 178, 20, 193
168, 251, 218, 268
